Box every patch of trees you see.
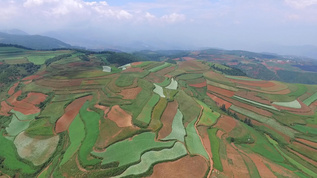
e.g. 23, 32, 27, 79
220, 104, 253, 127
210, 64, 246, 76
36, 92, 54, 110
45, 54, 72, 66
107, 52, 139, 66
0, 43, 33, 50
78, 55, 90, 61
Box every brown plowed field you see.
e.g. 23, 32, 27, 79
150, 155, 208, 178
224, 144, 250, 178
262, 160, 297, 177
6, 91, 43, 115
94, 104, 110, 116
247, 153, 276, 178
158, 101, 178, 140
189, 81, 207, 88
296, 138, 317, 149
107, 105, 133, 127
119, 87, 142, 100
229, 79, 275, 88
55, 96, 92, 133
288, 148, 317, 166
22, 75, 41, 81
214, 115, 237, 133
207, 85, 235, 97
155, 66, 175, 76
207, 93, 232, 109
0, 101, 12, 116
8, 82, 19, 95
237, 85, 291, 95
145, 73, 165, 83
23, 93, 47, 105
197, 126, 213, 167
235, 91, 271, 105
131, 61, 143, 66
213, 93, 273, 117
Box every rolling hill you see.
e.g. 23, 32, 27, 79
0, 46, 317, 177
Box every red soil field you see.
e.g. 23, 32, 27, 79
182, 57, 196, 61
213, 92, 273, 117
55, 95, 92, 133
207, 93, 232, 109
155, 66, 175, 76
107, 105, 133, 127
207, 85, 235, 97
247, 153, 276, 178
229, 79, 275, 88
158, 101, 178, 140
235, 91, 271, 105
293, 141, 317, 154
131, 61, 143, 66
94, 104, 110, 116
197, 126, 213, 172
119, 87, 142, 100
189, 81, 207, 88
23, 93, 47, 105
23, 80, 32, 85
150, 155, 208, 178
296, 138, 317, 149
8, 82, 19, 95
145, 73, 165, 83
262, 160, 296, 177
237, 85, 291, 95
214, 115, 237, 133
22, 75, 41, 81
287, 148, 317, 166
5, 91, 42, 115
0, 101, 12, 116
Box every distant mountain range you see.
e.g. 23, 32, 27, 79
0, 31, 71, 50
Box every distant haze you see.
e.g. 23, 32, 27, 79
1, 0, 317, 58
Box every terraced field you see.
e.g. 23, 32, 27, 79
0, 46, 316, 177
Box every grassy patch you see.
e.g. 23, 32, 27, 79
291, 124, 317, 135
177, 73, 203, 80
6, 110, 39, 137
196, 99, 220, 126
185, 118, 209, 160
176, 90, 201, 124
136, 94, 160, 126
303, 92, 317, 106
115, 74, 135, 87
78, 102, 101, 167
149, 98, 167, 131
287, 84, 307, 98
207, 128, 223, 171
24, 119, 54, 137
92, 132, 175, 166
60, 114, 85, 166
149, 62, 171, 72
156, 77, 171, 87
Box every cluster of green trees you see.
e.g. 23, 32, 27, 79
210, 64, 246, 76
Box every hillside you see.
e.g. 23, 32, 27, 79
0, 46, 317, 177
0, 32, 71, 50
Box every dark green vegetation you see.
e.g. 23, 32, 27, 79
0, 46, 316, 177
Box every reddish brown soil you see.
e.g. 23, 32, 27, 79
155, 66, 175, 76
287, 148, 317, 166
224, 143, 250, 178
237, 85, 291, 95
22, 75, 41, 81
145, 73, 165, 83
24, 93, 47, 105
107, 105, 133, 127
207, 93, 232, 109
94, 104, 110, 116
262, 160, 296, 177
296, 138, 317, 149
213, 92, 273, 117
235, 91, 271, 105
23, 80, 32, 85
55, 96, 92, 133
189, 81, 207, 88
207, 85, 235, 97
214, 115, 237, 133
6, 91, 43, 115
247, 153, 276, 178
182, 57, 196, 61
8, 82, 19, 95
119, 87, 142, 100
131, 61, 143, 66
150, 155, 208, 178
197, 126, 213, 170
293, 141, 317, 154
229, 79, 275, 88
158, 101, 178, 140
0, 101, 12, 116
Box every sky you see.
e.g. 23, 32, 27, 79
1, 0, 317, 52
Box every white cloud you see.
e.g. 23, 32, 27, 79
284, 0, 317, 8
161, 13, 185, 23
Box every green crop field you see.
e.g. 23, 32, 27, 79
196, 99, 220, 126
60, 114, 85, 165
207, 128, 222, 171
162, 109, 186, 142
149, 62, 171, 72
136, 94, 160, 125
0, 46, 317, 177
185, 118, 209, 160
92, 132, 175, 166
116, 142, 187, 178
303, 92, 317, 106
78, 102, 101, 167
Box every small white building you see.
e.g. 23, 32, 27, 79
102, 66, 112, 72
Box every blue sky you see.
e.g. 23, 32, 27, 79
0, 0, 317, 52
